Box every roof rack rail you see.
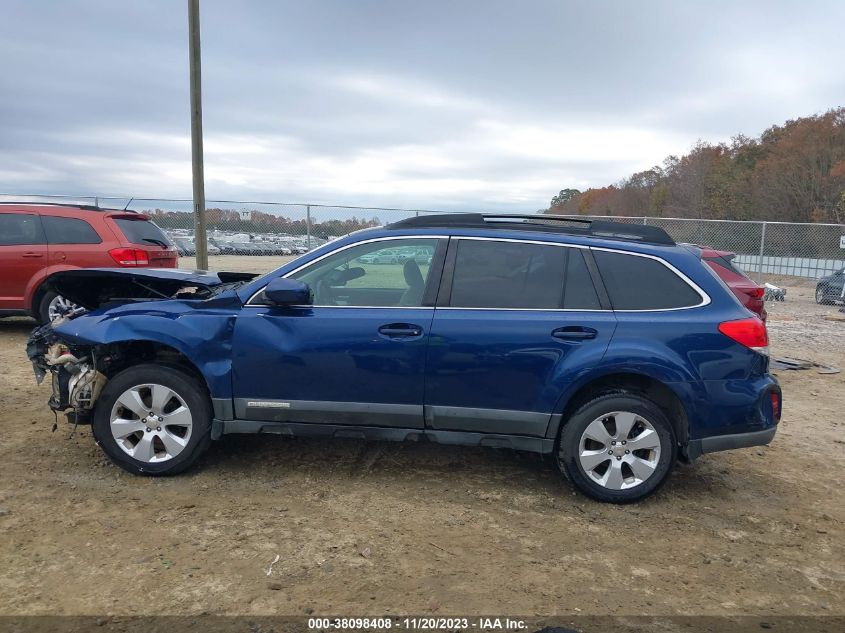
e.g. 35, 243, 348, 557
387, 213, 675, 245
0, 200, 130, 212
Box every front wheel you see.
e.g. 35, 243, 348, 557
37, 290, 79, 323
816, 285, 830, 305
556, 393, 676, 503
92, 364, 212, 475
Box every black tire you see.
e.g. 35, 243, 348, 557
36, 289, 80, 324
36, 290, 59, 324
815, 285, 830, 305
91, 364, 212, 476
556, 392, 677, 503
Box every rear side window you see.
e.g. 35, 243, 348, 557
594, 250, 702, 310
42, 216, 102, 244
112, 218, 173, 247
0, 213, 45, 245
448, 240, 600, 309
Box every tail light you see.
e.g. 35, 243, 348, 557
718, 317, 769, 355
745, 287, 765, 299
770, 392, 781, 421
109, 248, 151, 267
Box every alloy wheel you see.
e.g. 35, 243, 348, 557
578, 411, 662, 490
47, 294, 78, 322
109, 383, 193, 463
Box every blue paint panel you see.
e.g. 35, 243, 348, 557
230, 306, 433, 427
53, 297, 239, 399
425, 309, 617, 435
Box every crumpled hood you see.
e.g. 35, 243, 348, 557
45, 268, 258, 310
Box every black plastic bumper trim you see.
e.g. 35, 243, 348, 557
220, 420, 555, 453
686, 426, 777, 460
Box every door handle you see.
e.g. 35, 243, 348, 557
552, 326, 597, 340
378, 323, 423, 337
22, 252, 44, 258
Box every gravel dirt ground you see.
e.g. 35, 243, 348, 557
0, 265, 843, 618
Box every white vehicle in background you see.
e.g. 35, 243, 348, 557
358, 247, 402, 264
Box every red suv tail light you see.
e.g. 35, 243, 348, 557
109, 248, 151, 267
718, 317, 769, 354
745, 287, 765, 299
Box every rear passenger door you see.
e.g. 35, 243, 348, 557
424, 237, 617, 437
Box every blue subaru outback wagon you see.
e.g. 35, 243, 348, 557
28, 213, 781, 502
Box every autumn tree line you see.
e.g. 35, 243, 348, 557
547, 108, 845, 224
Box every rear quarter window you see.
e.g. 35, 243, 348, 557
112, 218, 173, 247
594, 250, 703, 310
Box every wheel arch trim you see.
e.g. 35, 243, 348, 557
546, 369, 693, 446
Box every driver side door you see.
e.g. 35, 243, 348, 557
231, 236, 447, 428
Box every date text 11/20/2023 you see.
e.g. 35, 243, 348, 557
307, 617, 528, 630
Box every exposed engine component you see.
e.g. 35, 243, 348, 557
27, 323, 107, 420
67, 364, 108, 410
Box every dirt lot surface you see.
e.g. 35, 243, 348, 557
0, 271, 844, 619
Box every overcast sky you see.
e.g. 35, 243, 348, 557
1, 0, 843, 212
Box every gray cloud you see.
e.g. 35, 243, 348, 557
1, 0, 843, 211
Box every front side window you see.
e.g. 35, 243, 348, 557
448, 239, 600, 309
289, 238, 440, 307
42, 216, 102, 244
594, 250, 703, 310
0, 213, 46, 245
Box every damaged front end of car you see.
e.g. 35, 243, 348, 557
26, 267, 256, 426
27, 319, 108, 425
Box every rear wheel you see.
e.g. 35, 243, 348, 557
816, 285, 830, 305
92, 364, 212, 475
556, 393, 676, 503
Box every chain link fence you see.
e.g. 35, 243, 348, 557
564, 214, 845, 284
3, 194, 844, 284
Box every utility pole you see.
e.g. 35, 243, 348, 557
188, 0, 208, 269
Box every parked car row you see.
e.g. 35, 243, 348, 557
358, 245, 434, 265
165, 233, 312, 257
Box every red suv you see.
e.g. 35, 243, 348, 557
0, 203, 178, 322
699, 246, 766, 321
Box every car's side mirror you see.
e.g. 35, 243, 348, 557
264, 278, 313, 307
